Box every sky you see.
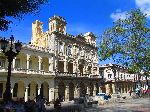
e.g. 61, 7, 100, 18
0, 0, 150, 64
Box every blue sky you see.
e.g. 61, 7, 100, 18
1, 0, 150, 64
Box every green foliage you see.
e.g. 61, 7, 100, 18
0, 0, 48, 31
99, 9, 150, 77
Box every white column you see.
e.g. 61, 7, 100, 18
73, 61, 76, 73
99, 86, 102, 93
26, 54, 30, 71
105, 84, 110, 94
48, 88, 52, 102
86, 86, 90, 95
11, 88, 14, 98
65, 85, 69, 101
83, 66, 86, 74
64, 60, 67, 72
112, 83, 116, 94
38, 86, 41, 95
12, 57, 16, 69
25, 87, 29, 102
93, 84, 97, 96
49, 57, 53, 72
38, 56, 42, 71
97, 66, 99, 75
74, 86, 78, 98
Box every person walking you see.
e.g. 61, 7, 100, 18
128, 89, 132, 96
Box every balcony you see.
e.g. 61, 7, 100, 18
0, 67, 54, 76
90, 75, 102, 78
78, 73, 89, 77
56, 72, 77, 77
55, 72, 90, 78
0, 67, 7, 72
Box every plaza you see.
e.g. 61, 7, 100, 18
0, 15, 149, 111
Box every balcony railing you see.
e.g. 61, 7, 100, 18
0, 67, 7, 72
90, 75, 102, 78
55, 72, 91, 78
0, 67, 54, 76
56, 72, 77, 77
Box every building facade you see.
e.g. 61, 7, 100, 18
0, 15, 103, 102
99, 63, 149, 95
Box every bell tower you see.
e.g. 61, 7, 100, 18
31, 20, 43, 46
49, 15, 66, 34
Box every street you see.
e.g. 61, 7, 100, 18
46, 98, 150, 112
85, 98, 150, 112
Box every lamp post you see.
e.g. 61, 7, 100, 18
0, 35, 22, 103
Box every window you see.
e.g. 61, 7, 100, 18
68, 62, 73, 73
13, 83, 18, 97
108, 74, 112, 78
0, 59, 5, 68
0, 83, 3, 98
28, 84, 30, 96
41, 62, 44, 70
59, 42, 63, 52
15, 59, 20, 68
68, 46, 72, 55
29, 60, 32, 69
87, 66, 91, 74
78, 47, 82, 55
124, 75, 126, 79
120, 74, 123, 79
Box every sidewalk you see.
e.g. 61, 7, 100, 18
46, 101, 82, 112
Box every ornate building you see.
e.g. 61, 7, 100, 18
0, 15, 103, 102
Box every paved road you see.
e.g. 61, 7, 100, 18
85, 98, 150, 112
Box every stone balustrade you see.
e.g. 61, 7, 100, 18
22, 44, 53, 53
0, 67, 54, 76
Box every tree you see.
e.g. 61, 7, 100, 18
0, 0, 48, 31
99, 9, 150, 87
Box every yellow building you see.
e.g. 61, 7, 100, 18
0, 15, 103, 102
99, 63, 149, 96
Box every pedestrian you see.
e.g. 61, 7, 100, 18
36, 94, 46, 112
128, 89, 132, 96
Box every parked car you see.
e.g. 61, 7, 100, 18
97, 93, 106, 96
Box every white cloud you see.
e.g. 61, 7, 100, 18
135, 0, 150, 18
110, 9, 127, 21
111, 0, 150, 21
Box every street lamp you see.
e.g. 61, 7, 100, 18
0, 35, 22, 103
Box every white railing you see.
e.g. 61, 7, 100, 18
0, 67, 54, 76
22, 44, 54, 53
